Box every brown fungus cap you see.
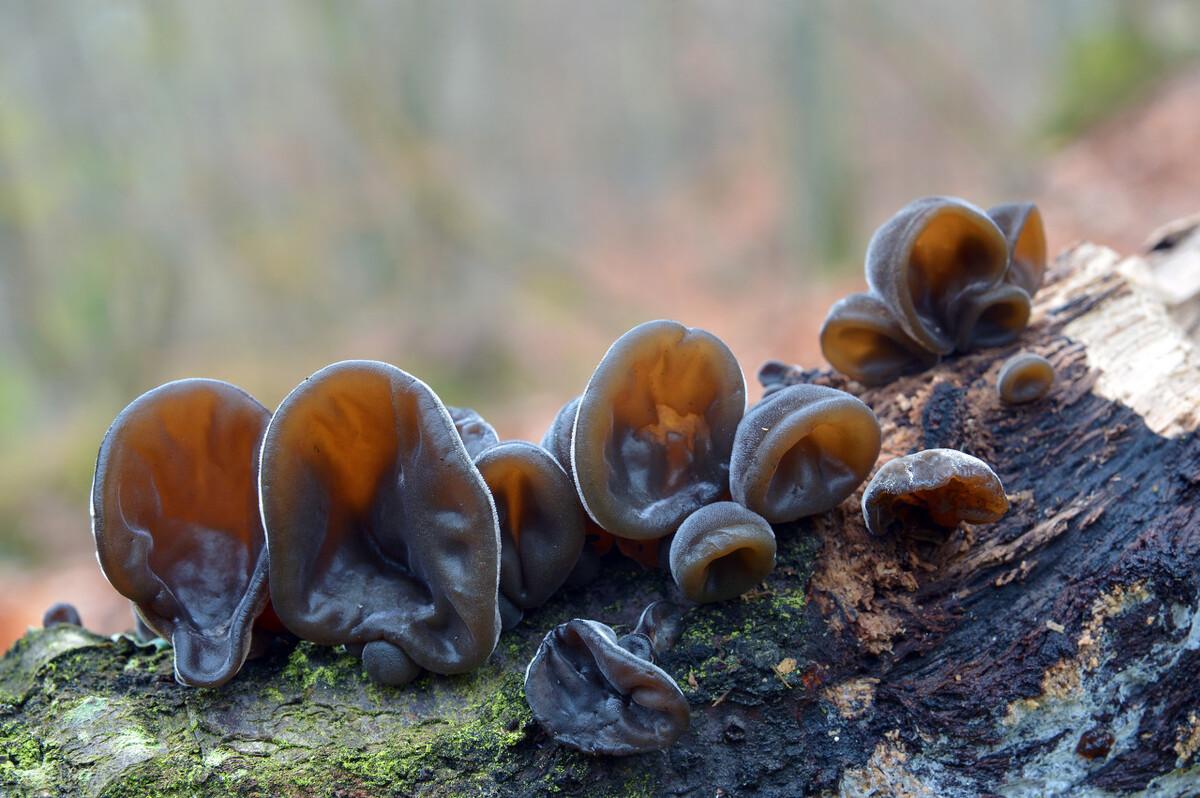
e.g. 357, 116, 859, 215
91, 379, 271, 688
730, 384, 881, 523
866, 196, 1009, 355
540, 395, 581, 479
475, 441, 586, 611
997, 352, 1055, 405
862, 448, 1008, 538
258, 360, 501, 685
42, 602, 81, 628
989, 202, 1048, 296
448, 405, 500, 459
819, 292, 940, 386
669, 502, 776, 604
524, 618, 690, 756
951, 281, 1032, 352
573, 320, 746, 541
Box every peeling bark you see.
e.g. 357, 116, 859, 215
3, 229, 1200, 797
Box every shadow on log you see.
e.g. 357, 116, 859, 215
3, 229, 1200, 797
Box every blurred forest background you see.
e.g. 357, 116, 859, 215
2, 1, 1200, 648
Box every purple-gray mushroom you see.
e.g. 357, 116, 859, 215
258, 360, 501, 686
91, 378, 272, 688
668, 502, 776, 604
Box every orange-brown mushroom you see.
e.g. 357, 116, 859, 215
474, 441, 586, 616
42, 603, 81, 628
952, 282, 1032, 352
573, 320, 746, 541
866, 197, 1010, 355
258, 360, 501, 685
989, 202, 1048, 296
862, 448, 1008, 540
668, 502, 776, 604
997, 352, 1055, 404
819, 292, 940, 386
730, 384, 881, 523
91, 379, 271, 687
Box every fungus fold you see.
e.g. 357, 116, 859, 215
862, 448, 1008, 540
91, 378, 272, 687
989, 202, 1048, 296
669, 502, 776, 604
524, 618, 690, 755
258, 360, 501, 685
474, 441, 586, 615
996, 352, 1055, 405
448, 405, 500, 459
819, 292, 940, 387
866, 196, 1010, 355
730, 384, 881, 523
573, 320, 746, 541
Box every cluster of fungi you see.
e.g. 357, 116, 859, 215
69, 195, 1052, 757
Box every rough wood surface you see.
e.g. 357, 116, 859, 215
3, 229, 1200, 798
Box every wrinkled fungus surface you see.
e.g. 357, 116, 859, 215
524, 618, 690, 756
573, 320, 746, 540
862, 448, 1008, 539
258, 360, 501, 685
448, 405, 500, 459
475, 441, 586, 611
819, 292, 939, 386
989, 201, 1048, 296
91, 378, 271, 687
731, 384, 881, 523
997, 352, 1055, 405
669, 502, 776, 604
865, 196, 1009, 355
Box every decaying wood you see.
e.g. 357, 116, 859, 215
3, 226, 1200, 798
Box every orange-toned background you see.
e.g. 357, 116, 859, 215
2, 2, 1199, 649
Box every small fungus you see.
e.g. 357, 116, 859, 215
997, 352, 1055, 405
448, 405, 500, 458
819, 292, 939, 386
258, 360, 501, 685
524, 618, 690, 755
865, 196, 1010, 355
91, 379, 272, 688
989, 202, 1048, 296
730, 384, 881, 523
540, 395, 580, 478
669, 502, 776, 604
42, 602, 81, 628
862, 448, 1009, 540
474, 441, 586, 616
952, 281, 1032, 352
573, 320, 746, 540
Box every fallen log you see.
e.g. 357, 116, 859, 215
3, 223, 1200, 797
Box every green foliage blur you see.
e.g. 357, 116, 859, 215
0, 0, 1195, 573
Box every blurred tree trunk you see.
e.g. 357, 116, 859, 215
3, 223, 1200, 797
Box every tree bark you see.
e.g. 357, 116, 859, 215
3, 226, 1200, 798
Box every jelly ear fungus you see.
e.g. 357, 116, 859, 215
91, 379, 272, 688
730, 384, 881, 523
258, 360, 501, 686
572, 320, 746, 541
819, 292, 940, 386
669, 502, 776, 604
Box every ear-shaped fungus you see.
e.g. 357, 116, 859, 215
524, 618, 690, 755
42, 602, 81, 628
862, 448, 1008, 539
448, 405, 500, 459
819, 292, 940, 386
258, 360, 501, 685
91, 379, 271, 687
730, 384, 881, 523
540, 396, 581, 478
997, 352, 1055, 404
951, 282, 1031, 352
866, 197, 1009, 355
989, 202, 1048, 296
573, 320, 746, 540
669, 502, 776, 603
474, 441, 586, 613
